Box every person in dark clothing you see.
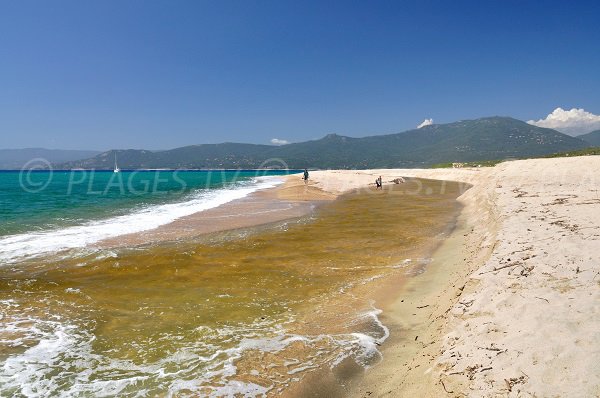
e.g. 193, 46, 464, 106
375, 176, 382, 190
303, 169, 309, 184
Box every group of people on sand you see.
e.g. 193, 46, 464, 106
302, 169, 385, 191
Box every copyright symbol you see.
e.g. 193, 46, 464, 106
256, 158, 290, 174
19, 158, 53, 193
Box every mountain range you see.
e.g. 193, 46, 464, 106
0, 148, 100, 170
577, 130, 600, 146
2, 117, 595, 170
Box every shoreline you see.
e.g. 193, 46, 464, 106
116, 173, 467, 397
347, 169, 498, 397
273, 177, 466, 397
98, 173, 342, 250
279, 169, 486, 397
90, 167, 507, 396
300, 156, 600, 397
97, 182, 323, 250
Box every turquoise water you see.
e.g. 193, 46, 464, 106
0, 170, 295, 262
0, 170, 293, 237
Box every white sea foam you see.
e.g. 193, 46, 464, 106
0, 305, 390, 397
0, 177, 283, 264
333, 307, 390, 368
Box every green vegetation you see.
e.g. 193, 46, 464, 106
544, 146, 600, 158
430, 159, 506, 168
55, 117, 591, 170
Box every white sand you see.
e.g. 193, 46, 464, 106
300, 156, 600, 397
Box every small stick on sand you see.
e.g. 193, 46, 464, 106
479, 263, 516, 275
477, 346, 503, 352
440, 379, 453, 394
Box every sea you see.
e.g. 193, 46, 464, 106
0, 169, 463, 396
0, 170, 290, 264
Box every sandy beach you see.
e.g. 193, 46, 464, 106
284, 156, 600, 397
4, 158, 597, 396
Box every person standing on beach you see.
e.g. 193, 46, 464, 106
303, 169, 309, 184
376, 176, 382, 190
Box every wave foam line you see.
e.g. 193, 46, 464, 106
0, 177, 282, 264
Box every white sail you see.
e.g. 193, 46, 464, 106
113, 153, 120, 173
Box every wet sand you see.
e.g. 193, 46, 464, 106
99, 171, 376, 250
275, 176, 339, 201
98, 186, 325, 249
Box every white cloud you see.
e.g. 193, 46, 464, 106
417, 118, 433, 129
270, 138, 290, 146
527, 107, 600, 136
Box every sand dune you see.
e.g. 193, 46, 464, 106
295, 156, 600, 397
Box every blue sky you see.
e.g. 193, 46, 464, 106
1, 0, 599, 150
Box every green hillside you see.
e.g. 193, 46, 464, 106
72, 144, 276, 170
578, 130, 600, 146
55, 117, 590, 170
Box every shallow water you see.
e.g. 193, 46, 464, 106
0, 178, 465, 396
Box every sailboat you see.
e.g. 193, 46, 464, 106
113, 153, 120, 173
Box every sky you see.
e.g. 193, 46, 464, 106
1, 0, 599, 150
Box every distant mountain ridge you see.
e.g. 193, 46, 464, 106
55, 117, 591, 170
0, 148, 100, 169
578, 130, 600, 146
